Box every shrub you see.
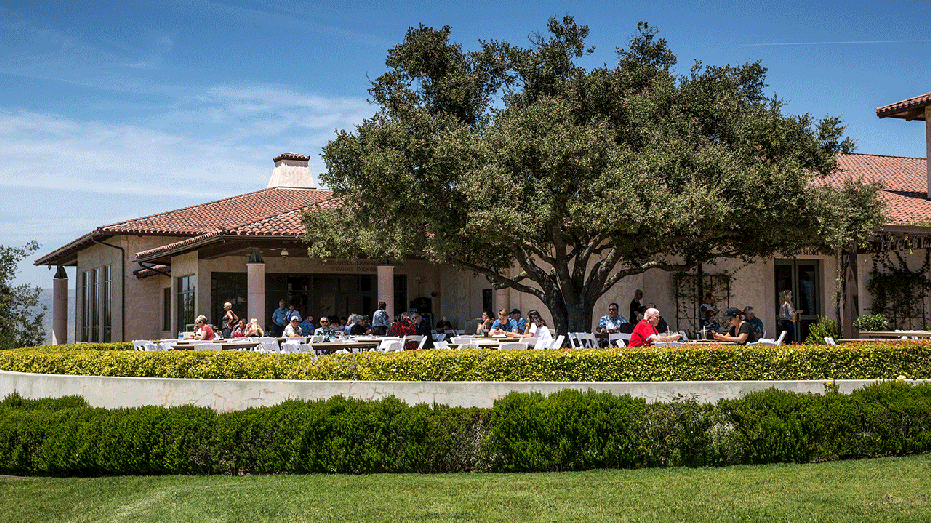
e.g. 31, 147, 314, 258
853, 314, 889, 331
805, 316, 840, 344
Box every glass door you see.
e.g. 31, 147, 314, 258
774, 259, 821, 342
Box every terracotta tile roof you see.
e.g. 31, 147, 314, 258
273, 152, 311, 162
36, 187, 335, 266
876, 92, 931, 121
830, 153, 929, 225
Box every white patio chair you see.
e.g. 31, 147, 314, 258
132, 340, 150, 351
377, 339, 403, 352
498, 342, 529, 350
259, 339, 281, 353
608, 333, 624, 346
450, 336, 473, 344
576, 332, 597, 348
758, 331, 787, 346
567, 332, 581, 348
158, 340, 177, 351
281, 340, 303, 353
533, 338, 550, 350
432, 332, 446, 342
550, 334, 566, 349
434, 341, 450, 349
615, 333, 632, 347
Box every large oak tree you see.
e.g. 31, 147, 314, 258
304, 17, 885, 335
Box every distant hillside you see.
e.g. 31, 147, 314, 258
38, 288, 76, 344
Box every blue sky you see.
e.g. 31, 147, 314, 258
2, 0, 929, 288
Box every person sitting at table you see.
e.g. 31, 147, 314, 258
388, 312, 417, 338
509, 309, 528, 335
411, 311, 434, 349
525, 310, 552, 341
628, 308, 681, 347
192, 315, 215, 340
490, 309, 518, 336
713, 307, 758, 345
476, 311, 494, 335
699, 291, 719, 333
313, 317, 337, 341
245, 318, 263, 337
597, 303, 628, 333
232, 319, 247, 337
348, 314, 370, 336
299, 315, 315, 336
646, 303, 668, 333
743, 306, 765, 339
284, 315, 303, 337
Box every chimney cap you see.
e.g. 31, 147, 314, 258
273, 152, 310, 163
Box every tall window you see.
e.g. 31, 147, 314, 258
102, 265, 111, 342
81, 271, 91, 342
91, 268, 99, 342
162, 287, 171, 331
176, 275, 195, 332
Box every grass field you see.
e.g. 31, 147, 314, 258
3, 454, 930, 522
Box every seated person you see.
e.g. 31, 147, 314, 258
526, 310, 552, 341
232, 319, 247, 337
699, 291, 718, 331
314, 317, 336, 340
245, 317, 264, 337
388, 313, 417, 338
510, 309, 528, 335
743, 306, 765, 339
597, 303, 628, 333
628, 308, 682, 347
713, 307, 758, 345
411, 311, 434, 350
489, 309, 518, 336
476, 311, 494, 335
647, 302, 668, 333
299, 315, 315, 336
191, 315, 215, 340
284, 315, 303, 337
348, 314, 370, 336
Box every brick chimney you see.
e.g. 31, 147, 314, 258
267, 152, 316, 189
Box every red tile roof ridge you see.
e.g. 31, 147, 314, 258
876, 92, 931, 114
841, 152, 925, 160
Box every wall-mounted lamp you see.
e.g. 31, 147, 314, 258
280, 249, 290, 258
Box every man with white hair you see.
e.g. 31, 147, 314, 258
628, 308, 682, 347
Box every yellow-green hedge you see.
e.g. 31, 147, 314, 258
1, 341, 930, 381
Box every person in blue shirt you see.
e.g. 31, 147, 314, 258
597, 303, 628, 333
271, 300, 289, 337
490, 309, 518, 336
510, 308, 528, 335
299, 315, 315, 336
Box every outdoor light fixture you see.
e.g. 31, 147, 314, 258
280, 249, 290, 258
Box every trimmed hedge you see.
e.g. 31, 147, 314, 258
2, 382, 931, 476
1, 341, 931, 381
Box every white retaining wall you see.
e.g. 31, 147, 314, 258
0, 370, 909, 412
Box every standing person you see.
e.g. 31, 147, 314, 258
372, 302, 389, 336
410, 311, 434, 349
222, 301, 239, 339
597, 303, 628, 333
743, 306, 765, 339
271, 300, 289, 337
629, 289, 646, 324
628, 308, 682, 347
714, 307, 758, 345
779, 290, 802, 344
476, 311, 494, 335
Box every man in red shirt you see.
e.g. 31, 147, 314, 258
628, 308, 681, 347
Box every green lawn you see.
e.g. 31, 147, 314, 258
3, 455, 930, 522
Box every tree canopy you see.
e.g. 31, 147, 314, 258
304, 17, 886, 334
0, 241, 46, 349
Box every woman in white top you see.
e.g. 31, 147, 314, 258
525, 310, 552, 341
778, 290, 801, 344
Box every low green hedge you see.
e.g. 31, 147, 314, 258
1, 341, 930, 381
2, 381, 930, 476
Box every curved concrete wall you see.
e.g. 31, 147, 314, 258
1, 370, 908, 413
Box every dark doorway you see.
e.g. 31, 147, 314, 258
774, 259, 821, 342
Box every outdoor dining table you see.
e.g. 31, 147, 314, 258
859, 330, 931, 339
171, 340, 260, 350
307, 340, 381, 354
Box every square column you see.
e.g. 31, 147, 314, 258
53, 266, 68, 345
377, 263, 395, 318
247, 249, 266, 329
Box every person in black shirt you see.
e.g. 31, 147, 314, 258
713, 307, 758, 345
410, 311, 434, 349
629, 289, 646, 324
